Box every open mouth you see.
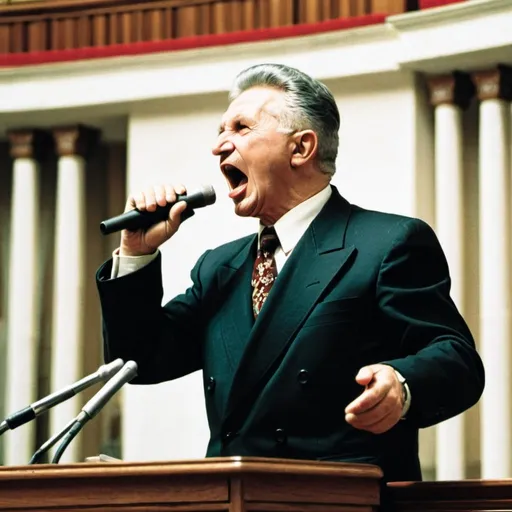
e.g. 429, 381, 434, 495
222, 164, 248, 191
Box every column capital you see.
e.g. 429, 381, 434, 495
52, 125, 100, 158
7, 129, 50, 160
426, 71, 475, 109
472, 65, 512, 101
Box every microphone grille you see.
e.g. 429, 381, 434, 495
200, 184, 216, 205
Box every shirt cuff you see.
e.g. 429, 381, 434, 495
111, 248, 160, 278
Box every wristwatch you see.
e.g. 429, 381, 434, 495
395, 371, 411, 419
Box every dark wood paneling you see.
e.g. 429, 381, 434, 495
258, 0, 270, 29
93, 14, 107, 45
199, 3, 211, 35
146, 9, 164, 40
0, 25, 9, 53
11, 22, 25, 52
27, 20, 46, 51
242, 0, 255, 30
231, 1, 243, 31
176, 5, 198, 37
62, 18, 75, 49
0, 0, 410, 56
269, 0, 292, 27
213, 2, 228, 34
389, 479, 512, 512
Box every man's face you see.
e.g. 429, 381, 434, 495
213, 86, 298, 224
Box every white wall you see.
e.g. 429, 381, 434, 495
122, 69, 431, 461
328, 71, 423, 217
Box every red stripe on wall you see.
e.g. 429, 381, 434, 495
0, 14, 386, 68
419, 0, 466, 8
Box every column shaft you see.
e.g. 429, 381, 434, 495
428, 73, 474, 480
479, 99, 511, 477
50, 126, 98, 463
473, 66, 512, 478
4, 130, 46, 465
435, 104, 465, 480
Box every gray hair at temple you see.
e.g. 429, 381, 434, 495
229, 63, 340, 176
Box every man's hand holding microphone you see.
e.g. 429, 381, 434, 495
120, 184, 189, 256
100, 183, 216, 249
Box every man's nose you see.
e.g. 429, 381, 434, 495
212, 138, 234, 156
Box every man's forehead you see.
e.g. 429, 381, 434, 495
222, 87, 283, 122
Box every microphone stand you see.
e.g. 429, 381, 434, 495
0, 358, 124, 436
29, 418, 76, 465
50, 361, 138, 464
51, 421, 86, 464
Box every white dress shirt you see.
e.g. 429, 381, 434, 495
258, 185, 332, 272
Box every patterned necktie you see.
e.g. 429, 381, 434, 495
251, 226, 280, 318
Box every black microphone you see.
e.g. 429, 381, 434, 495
50, 361, 138, 464
100, 184, 216, 235
0, 358, 124, 436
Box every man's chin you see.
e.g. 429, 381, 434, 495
233, 205, 251, 218
233, 198, 257, 218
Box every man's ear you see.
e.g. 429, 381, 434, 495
290, 130, 318, 168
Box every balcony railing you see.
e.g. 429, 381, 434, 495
0, 0, 414, 55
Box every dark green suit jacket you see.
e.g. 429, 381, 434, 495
97, 187, 484, 482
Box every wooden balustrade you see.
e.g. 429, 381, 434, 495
0, 0, 411, 55
388, 479, 512, 512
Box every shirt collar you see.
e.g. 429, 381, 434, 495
258, 185, 332, 255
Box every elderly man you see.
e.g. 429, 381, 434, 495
96, 63, 484, 482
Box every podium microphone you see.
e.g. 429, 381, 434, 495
50, 361, 138, 464
100, 184, 216, 235
0, 358, 124, 436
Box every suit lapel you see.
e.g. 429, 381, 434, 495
222, 188, 356, 426
216, 235, 257, 371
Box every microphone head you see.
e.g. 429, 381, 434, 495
124, 361, 138, 374
183, 184, 216, 209
199, 184, 216, 206
82, 360, 138, 419
98, 359, 125, 381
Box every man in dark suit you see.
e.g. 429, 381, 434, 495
96, 63, 484, 482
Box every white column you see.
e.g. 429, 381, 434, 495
428, 74, 474, 480
474, 68, 512, 478
434, 103, 465, 480
49, 126, 96, 463
4, 130, 44, 465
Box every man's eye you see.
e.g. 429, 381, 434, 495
236, 122, 249, 131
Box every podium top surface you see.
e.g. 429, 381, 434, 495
0, 456, 383, 481
0, 457, 383, 511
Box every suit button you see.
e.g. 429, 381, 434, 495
275, 428, 287, 445
223, 431, 237, 443
206, 376, 216, 393
297, 369, 309, 385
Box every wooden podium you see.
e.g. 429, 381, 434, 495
0, 457, 383, 511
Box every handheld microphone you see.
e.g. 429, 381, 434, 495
0, 358, 124, 436
51, 361, 138, 464
100, 184, 216, 235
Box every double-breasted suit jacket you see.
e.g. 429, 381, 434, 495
97, 186, 484, 482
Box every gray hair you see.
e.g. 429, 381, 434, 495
229, 63, 340, 176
